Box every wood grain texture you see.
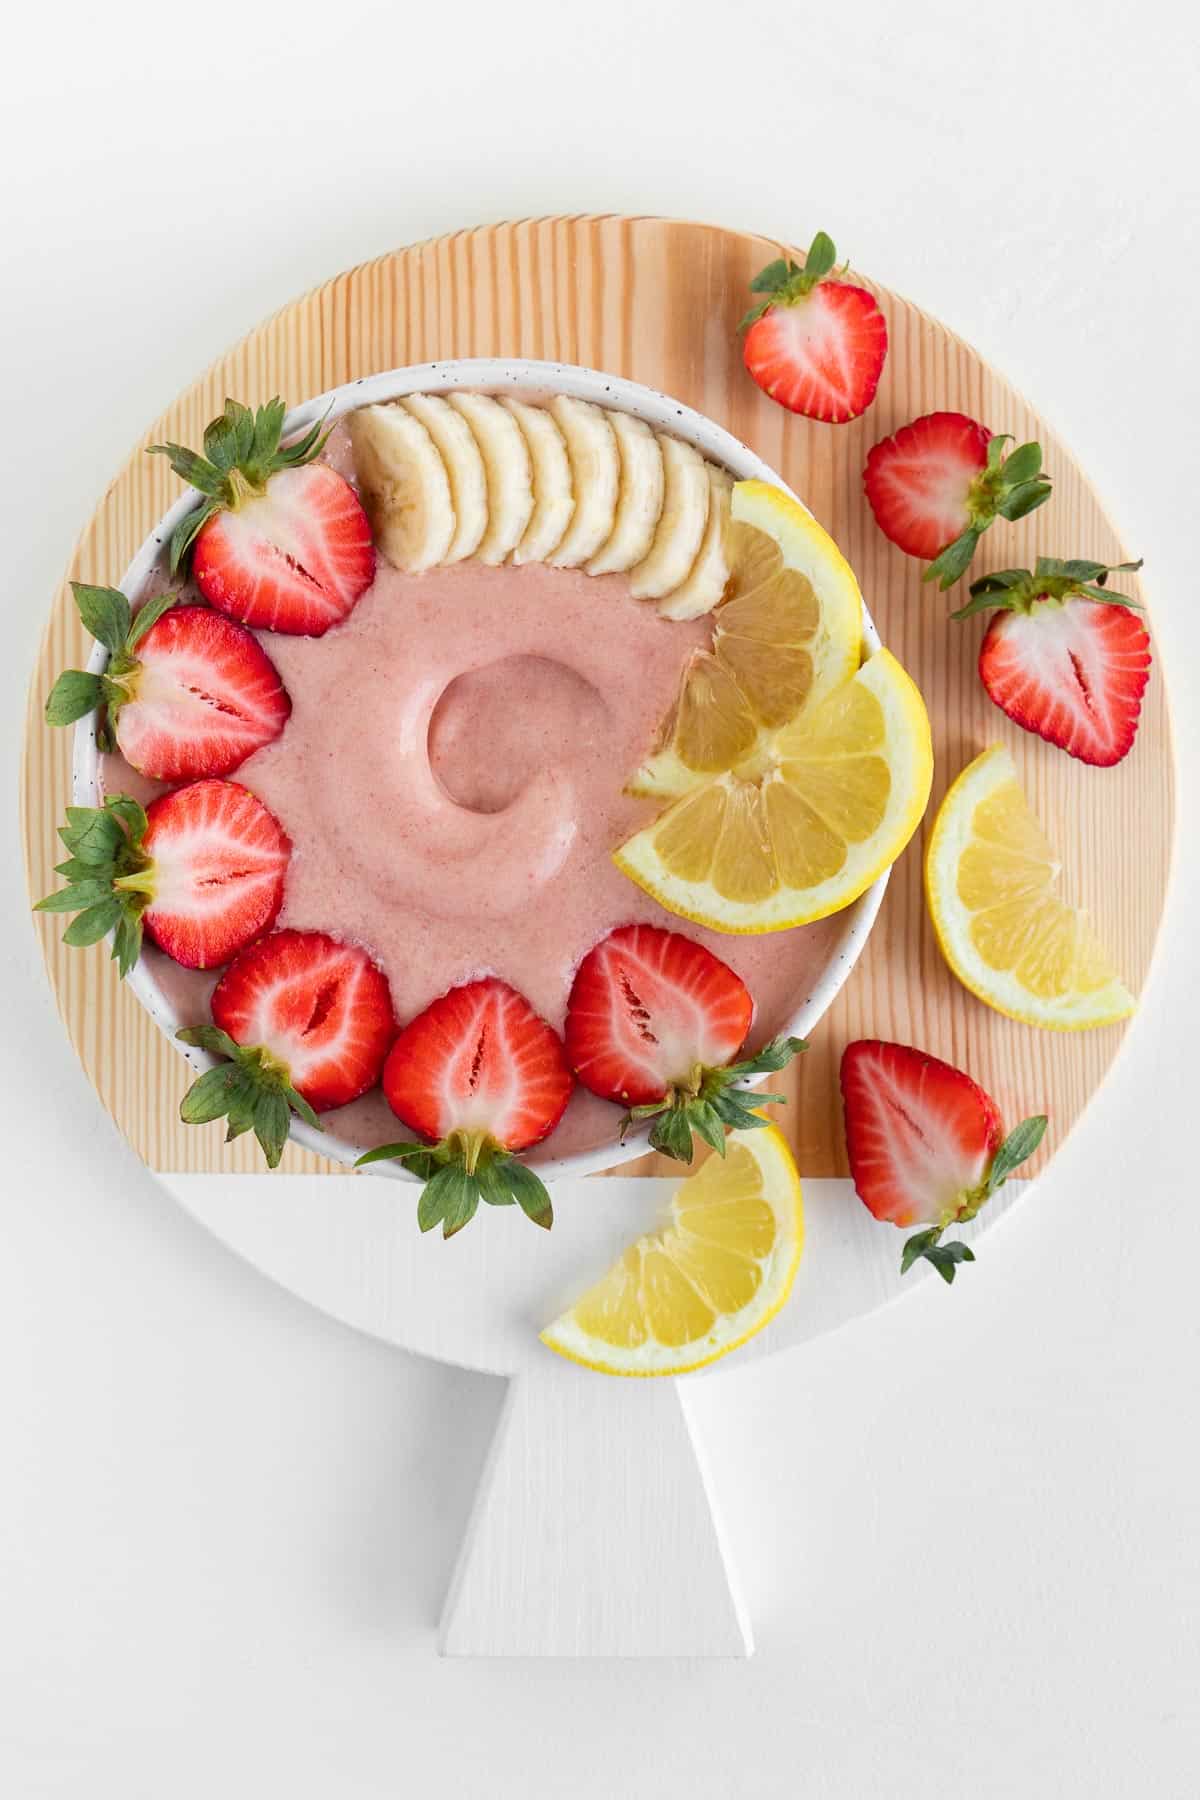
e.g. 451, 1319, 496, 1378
20, 216, 1175, 1178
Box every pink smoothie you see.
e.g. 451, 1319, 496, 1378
104, 423, 846, 1162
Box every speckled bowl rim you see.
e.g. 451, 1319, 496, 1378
73, 357, 886, 1182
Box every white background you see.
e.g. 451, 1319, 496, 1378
3, 0, 1198, 1792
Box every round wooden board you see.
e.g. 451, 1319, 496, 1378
21, 215, 1174, 1181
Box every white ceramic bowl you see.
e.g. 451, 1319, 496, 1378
74, 358, 885, 1181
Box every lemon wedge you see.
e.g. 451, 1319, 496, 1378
630, 481, 863, 799
925, 745, 1135, 1030
615, 649, 933, 933
540, 1123, 802, 1376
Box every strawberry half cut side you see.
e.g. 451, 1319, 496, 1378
840, 1039, 1047, 1283
148, 397, 375, 636
177, 929, 397, 1167
35, 781, 291, 976
862, 413, 1052, 590
959, 557, 1151, 767
564, 923, 805, 1162
44, 582, 290, 779
740, 230, 888, 424
358, 978, 575, 1239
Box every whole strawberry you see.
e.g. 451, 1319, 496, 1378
149, 397, 374, 636
957, 556, 1150, 766
740, 230, 888, 424
177, 929, 397, 1167
44, 583, 290, 779
840, 1039, 1047, 1283
35, 781, 290, 976
863, 412, 1052, 589
359, 978, 574, 1238
565, 923, 804, 1161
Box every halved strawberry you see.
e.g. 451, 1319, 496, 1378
36, 781, 290, 976
564, 923, 804, 1162
959, 557, 1151, 767
44, 583, 290, 779
740, 231, 888, 424
863, 412, 1052, 589
840, 1039, 1047, 1283
359, 978, 574, 1238
149, 398, 374, 636
177, 929, 397, 1167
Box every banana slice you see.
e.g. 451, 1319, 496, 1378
347, 404, 455, 573
628, 436, 711, 601
656, 464, 733, 620
502, 399, 575, 563
586, 411, 665, 576
448, 393, 535, 564
548, 396, 620, 567
401, 393, 487, 562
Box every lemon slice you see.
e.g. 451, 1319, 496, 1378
630, 481, 863, 799
615, 649, 933, 933
540, 1123, 802, 1376
925, 746, 1135, 1029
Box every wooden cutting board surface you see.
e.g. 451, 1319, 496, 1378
20, 215, 1174, 1178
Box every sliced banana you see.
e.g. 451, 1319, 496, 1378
548, 397, 620, 567
586, 411, 665, 576
628, 435, 711, 601
657, 464, 733, 620
401, 393, 487, 562
347, 404, 455, 573
448, 393, 535, 564
502, 399, 575, 563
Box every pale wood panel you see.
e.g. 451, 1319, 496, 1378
20, 216, 1174, 1178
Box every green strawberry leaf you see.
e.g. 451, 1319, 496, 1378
70, 583, 130, 654
502, 1156, 553, 1230
924, 526, 981, 591
45, 670, 105, 727
126, 589, 180, 648
986, 1114, 1048, 1194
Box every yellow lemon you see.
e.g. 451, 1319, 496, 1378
541, 1122, 802, 1376
630, 481, 863, 799
615, 649, 933, 933
925, 745, 1135, 1030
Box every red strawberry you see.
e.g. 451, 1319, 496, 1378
740, 231, 888, 424
961, 557, 1151, 767
840, 1039, 1047, 1283
36, 781, 290, 976
149, 398, 374, 636
177, 929, 396, 1167
45, 583, 289, 780
863, 413, 1052, 589
360, 978, 574, 1237
564, 923, 803, 1162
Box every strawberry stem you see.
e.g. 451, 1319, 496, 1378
356, 1133, 553, 1238
34, 794, 154, 979
952, 558, 1144, 622
176, 1024, 321, 1169
924, 437, 1053, 591
44, 584, 179, 737
623, 1034, 806, 1163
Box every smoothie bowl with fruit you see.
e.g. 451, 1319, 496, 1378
44, 357, 934, 1235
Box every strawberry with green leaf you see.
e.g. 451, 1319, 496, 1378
840, 1039, 1048, 1284
358, 978, 574, 1239
44, 582, 290, 778
35, 781, 290, 976
740, 230, 888, 424
564, 923, 804, 1162
148, 398, 374, 636
177, 929, 397, 1168
863, 412, 1053, 590
957, 556, 1150, 766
